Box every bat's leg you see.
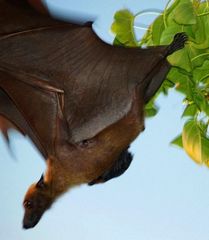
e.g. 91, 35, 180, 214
166, 32, 188, 56
144, 32, 188, 102
144, 59, 170, 103
88, 148, 133, 186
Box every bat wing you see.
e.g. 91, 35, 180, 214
0, 116, 17, 142
0, 0, 179, 158
0, 68, 65, 157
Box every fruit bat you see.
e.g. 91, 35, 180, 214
0, 0, 187, 229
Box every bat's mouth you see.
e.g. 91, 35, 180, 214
22, 214, 42, 229
23, 220, 40, 229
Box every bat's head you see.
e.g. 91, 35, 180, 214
22, 174, 53, 229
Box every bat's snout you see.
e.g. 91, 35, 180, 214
22, 213, 42, 229
23, 222, 34, 230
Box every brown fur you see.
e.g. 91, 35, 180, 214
23, 89, 145, 228
21, 32, 188, 228
0, 1, 187, 229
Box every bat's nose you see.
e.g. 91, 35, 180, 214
23, 223, 32, 229
22, 219, 39, 229
23, 214, 40, 229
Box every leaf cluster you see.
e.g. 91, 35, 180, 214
111, 0, 209, 165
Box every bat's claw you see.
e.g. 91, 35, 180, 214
167, 32, 188, 55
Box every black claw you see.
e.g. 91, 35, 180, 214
167, 32, 188, 55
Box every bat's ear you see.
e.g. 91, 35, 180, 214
36, 174, 45, 189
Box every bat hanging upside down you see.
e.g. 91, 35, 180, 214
0, 0, 188, 229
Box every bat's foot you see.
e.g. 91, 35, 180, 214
167, 32, 188, 55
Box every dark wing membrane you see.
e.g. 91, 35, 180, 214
0, 0, 171, 159
0, 1, 170, 145
0, 71, 64, 158
0, 0, 76, 157
0, 0, 65, 36
0, 116, 17, 142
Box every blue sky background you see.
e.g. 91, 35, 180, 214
1, 0, 209, 239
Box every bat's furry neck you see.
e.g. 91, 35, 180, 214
44, 157, 78, 199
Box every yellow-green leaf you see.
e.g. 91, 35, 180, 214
182, 120, 209, 165
111, 10, 137, 46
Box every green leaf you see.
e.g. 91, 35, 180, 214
192, 90, 209, 115
145, 100, 159, 118
175, 75, 194, 99
188, 44, 209, 68
193, 17, 206, 46
166, 0, 182, 25
152, 15, 165, 45
195, 1, 209, 15
191, 17, 209, 49
199, 121, 208, 134
182, 120, 209, 165
193, 60, 209, 82
171, 134, 183, 148
160, 26, 182, 45
182, 104, 198, 117
113, 38, 126, 47
145, 107, 158, 117
174, 1, 196, 25
111, 10, 137, 46
202, 136, 209, 167
167, 68, 193, 98
167, 67, 187, 83
167, 48, 192, 72
160, 79, 175, 95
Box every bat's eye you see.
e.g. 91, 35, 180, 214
80, 140, 89, 147
24, 200, 33, 209
78, 139, 95, 148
